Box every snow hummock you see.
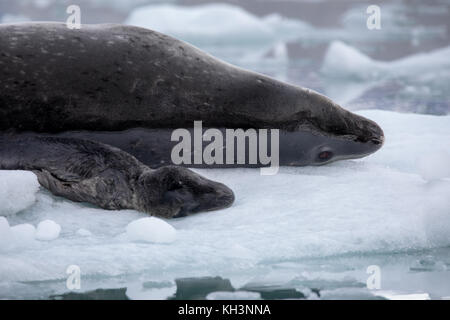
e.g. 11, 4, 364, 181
126, 217, 176, 244
35, 220, 61, 241
0, 171, 40, 216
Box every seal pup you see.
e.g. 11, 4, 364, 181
0, 22, 384, 169
0, 135, 234, 218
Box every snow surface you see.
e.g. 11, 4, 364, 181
0, 110, 449, 298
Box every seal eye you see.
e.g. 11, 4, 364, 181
318, 151, 333, 161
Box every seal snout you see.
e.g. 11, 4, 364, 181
208, 182, 235, 210
187, 181, 235, 215
370, 135, 384, 146
367, 120, 385, 149
144, 166, 235, 218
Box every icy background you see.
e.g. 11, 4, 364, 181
1, 0, 450, 299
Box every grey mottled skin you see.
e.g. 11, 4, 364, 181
0, 135, 234, 218
0, 22, 384, 168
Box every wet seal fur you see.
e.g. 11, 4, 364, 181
0, 135, 234, 218
0, 22, 384, 215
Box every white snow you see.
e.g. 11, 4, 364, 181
35, 220, 61, 241
0, 171, 40, 216
0, 110, 449, 297
126, 217, 176, 244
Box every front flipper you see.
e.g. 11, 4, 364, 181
0, 134, 234, 216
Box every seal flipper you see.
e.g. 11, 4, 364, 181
0, 135, 234, 217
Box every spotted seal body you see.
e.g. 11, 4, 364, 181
0, 22, 384, 168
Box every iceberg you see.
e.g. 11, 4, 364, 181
320, 41, 450, 108
125, 3, 310, 47
322, 41, 450, 81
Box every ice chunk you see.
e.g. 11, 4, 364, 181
0, 171, 39, 216
125, 3, 309, 46
126, 217, 176, 244
321, 41, 380, 79
35, 220, 61, 241
322, 41, 450, 80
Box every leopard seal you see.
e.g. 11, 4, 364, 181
0, 22, 384, 167
0, 22, 384, 214
0, 135, 234, 218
